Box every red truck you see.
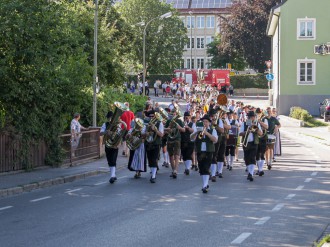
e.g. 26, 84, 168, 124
172, 69, 230, 89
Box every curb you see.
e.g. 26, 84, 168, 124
0, 170, 108, 198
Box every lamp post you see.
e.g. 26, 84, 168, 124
92, 0, 98, 127
189, 11, 193, 69
140, 12, 172, 96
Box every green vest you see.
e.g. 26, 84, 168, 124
195, 128, 215, 152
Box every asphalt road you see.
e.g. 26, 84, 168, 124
0, 96, 329, 247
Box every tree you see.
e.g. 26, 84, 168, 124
117, 0, 188, 74
220, 0, 278, 72
206, 35, 246, 70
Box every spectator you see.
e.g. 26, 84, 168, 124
71, 113, 88, 157
120, 102, 135, 156
229, 84, 234, 96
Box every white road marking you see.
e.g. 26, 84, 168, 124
65, 188, 82, 193
316, 160, 322, 164
30, 196, 51, 202
304, 178, 312, 183
0, 206, 13, 211
272, 203, 284, 212
231, 233, 252, 244
117, 176, 127, 179
311, 172, 318, 176
295, 185, 304, 190
254, 217, 271, 225
285, 194, 296, 200
94, 181, 107, 186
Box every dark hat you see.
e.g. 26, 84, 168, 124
208, 109, 217, 116
184, 111, 190, 117
247, 110, 256, 117
165, 108, 171, 113
106, 111, 113, 118
255, 108, 262, 114
228, 110, 234, 114
200, 114, 211, 122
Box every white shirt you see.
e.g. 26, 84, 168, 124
239, 121, 262, 142
191, 125, 218, 147
71, 119, 82, 134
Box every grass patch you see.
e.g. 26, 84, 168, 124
316, 234, 330, 247
304, 118, 329, 128
290, 106, 328, 127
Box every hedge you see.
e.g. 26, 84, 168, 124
289, 106, 313, 122
230, 74, 268, 89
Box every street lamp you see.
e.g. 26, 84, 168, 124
92, 0, 98, 127
189, 11, 193, 69
139, 12, 172, 96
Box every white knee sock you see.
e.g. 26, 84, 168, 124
202, 175, 209, 188
211, 164, 217, 176
248, 164, 254, 175
225, 156, 229, 166
259, 160, 265, 171
151, 167, 157, 178
230, 156, 234, 167
110, 167, 116, 177
217, 162, 224, 173
186, 160, 192, 169
165, 152, 169, 163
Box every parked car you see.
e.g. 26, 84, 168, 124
319, 99, 330, 122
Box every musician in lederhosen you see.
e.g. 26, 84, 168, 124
225, 110, 239, 171
216, 111, 231, 178
181, 111, 195, 175
191, 114, 218, 193
239, 111, 263, 182
255, 108, 269, 176
144, 110, 164, 183
209, 108, 224, 182
164, 108, 185, 179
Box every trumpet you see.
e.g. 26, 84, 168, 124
242, 121, 259, 147
198, 127, 207, 139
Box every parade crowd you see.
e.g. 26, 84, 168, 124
98, 88, 281, 193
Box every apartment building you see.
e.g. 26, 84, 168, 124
165, 0, 233, 69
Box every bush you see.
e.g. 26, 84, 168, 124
127, 74, 173, 84
230, 74, 268, 89
290, 106, 313, 122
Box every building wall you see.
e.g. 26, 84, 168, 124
277, 0, 330, 115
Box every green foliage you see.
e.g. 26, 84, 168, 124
317, 234, 330, 247
207, 35, 246, 70
117, 0, 188, 74
220, 0, 278, 72
290, 107, 328, 127
230, 74, 268, 89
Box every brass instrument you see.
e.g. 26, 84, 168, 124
242, 120, 259, 147
159, 107, 169, 124
126, 118, 144, 150
105, 102, 128, 148
256, 110, 268, 138
168, 108, 183, 140
146, 112, 163, 143
198, 126, 207, 139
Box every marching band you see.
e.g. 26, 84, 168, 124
101, 91, 281, 193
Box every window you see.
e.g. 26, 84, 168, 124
297, 18, 316, 40
180, 17, 185, 27
196, 16, 205, 28
206, 58, 212, 69
186, 59, 191, 69
197, 37, 205, 49
197, 58, 204, 69
206, 16, 215, 28
297, 59, 316, 85
191, 59, 195, 69
186, 38, 195, 49
206, 36, 214, 46
187, 16, 195, 29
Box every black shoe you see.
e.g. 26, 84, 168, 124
247, 173, 253, 182
259, 171, 264, 176
218, 173, 223, 178
255, 171, 259, 176
245, 168, 248, 172
165, 162, 170, 168
109, 177, 116, 184
184, 169, 190, 175
170, 172, 177, 179
122, 151, 126, 156
211, 176, 216, 182
273, 159, 276, 162
162, 161, 166, 167
195, 166, 198, 171
202, 186, 209, 193
150, 177, 156, 183
267, 165, 272, 170
229, 166, 232, 171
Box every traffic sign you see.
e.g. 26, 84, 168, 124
266, 73, 274, 81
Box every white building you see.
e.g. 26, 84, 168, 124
165, 0, 234, 69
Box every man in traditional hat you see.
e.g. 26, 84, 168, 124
239, 110, 263, 182
100, 111, 120, 184
191, 114, 218, 193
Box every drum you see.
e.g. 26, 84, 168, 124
267, 134, 276, 144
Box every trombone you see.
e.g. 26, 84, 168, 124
242, 120, 259, 147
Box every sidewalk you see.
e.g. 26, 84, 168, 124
1, 116, 329, 198
0, 146, 129, 197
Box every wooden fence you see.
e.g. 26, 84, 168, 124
0, 129, 101, 173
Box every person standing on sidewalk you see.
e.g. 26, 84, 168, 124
71, 113, 88, 157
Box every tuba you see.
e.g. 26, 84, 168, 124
257, 110, 268, 138
159, 107, 169, 124
126, 118, 144, 150
146, 112, 163, 143
105, 102, 128, 148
